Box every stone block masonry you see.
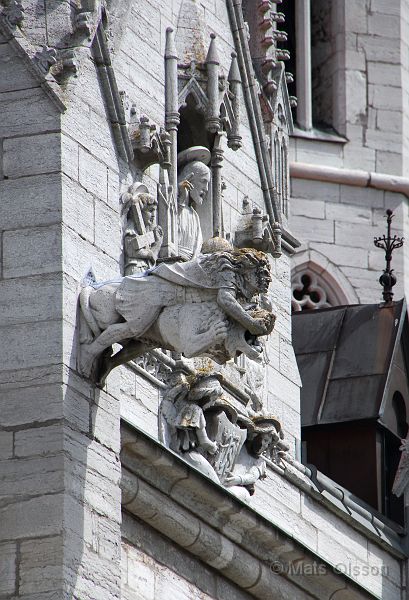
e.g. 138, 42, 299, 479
0, 29, 122, 600
2, 0, 402, 598
290, 178, 405, 304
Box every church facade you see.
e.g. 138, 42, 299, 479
0, 0, 407, 599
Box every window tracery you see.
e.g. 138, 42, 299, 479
291, 271, 335, 312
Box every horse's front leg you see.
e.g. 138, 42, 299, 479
96, 340, 153, 387
183, 316, 229, 358
79, 321, 135, 378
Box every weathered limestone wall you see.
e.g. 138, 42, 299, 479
254, 465, 403, 599
121, 424, 405, 599
290, 0, 408, 305
0, 34, 67, 599
339, 0, 403, 174
1, 1, 405, 598
0, 17, 122, 600
121, 514, 252, 600
290, 174, 406, 304
60, 36, 125, 600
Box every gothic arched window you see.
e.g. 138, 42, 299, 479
292, 270, 335, 312
291, 250, 359, 312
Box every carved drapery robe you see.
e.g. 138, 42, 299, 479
114, 258, 235, 334
178, 205, 203, 260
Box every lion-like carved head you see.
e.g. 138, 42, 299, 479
198, 248, 272, 299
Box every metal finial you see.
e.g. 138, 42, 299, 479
373, 209, 404, 304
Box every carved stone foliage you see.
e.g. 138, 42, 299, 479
79, 248, 275, 385
159, 372, 283, 500
242, 0, 290, 103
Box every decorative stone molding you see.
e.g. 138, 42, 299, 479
226, 0, 299, 256
243, 0, 292, 104
291, 161, 409, 199
92, 22, 133, 162
121, 422, 383, 600
292, 270, 334, 311
132, 351, 173, 386
173, 6, 242, 149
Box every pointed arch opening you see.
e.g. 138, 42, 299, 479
291, 249, 359, 312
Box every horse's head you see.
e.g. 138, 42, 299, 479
224, 309, 276, 362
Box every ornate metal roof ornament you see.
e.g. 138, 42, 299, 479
373, 209, 404, 304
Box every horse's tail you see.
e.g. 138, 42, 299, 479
79, 286, 102, 340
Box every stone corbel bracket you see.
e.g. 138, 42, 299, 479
0, 11, 66, 113
74, 0, 105, 41
56, 48, 80, 77
235, 207, 282, 258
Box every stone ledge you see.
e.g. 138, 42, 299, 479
120, 421, 378, 600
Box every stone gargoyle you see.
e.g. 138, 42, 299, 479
79, 248, 275, 384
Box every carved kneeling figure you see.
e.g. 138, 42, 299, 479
224, 415, 282, 503
79, 248, 275, 383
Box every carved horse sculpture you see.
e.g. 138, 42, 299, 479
79, 248, 275, 384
